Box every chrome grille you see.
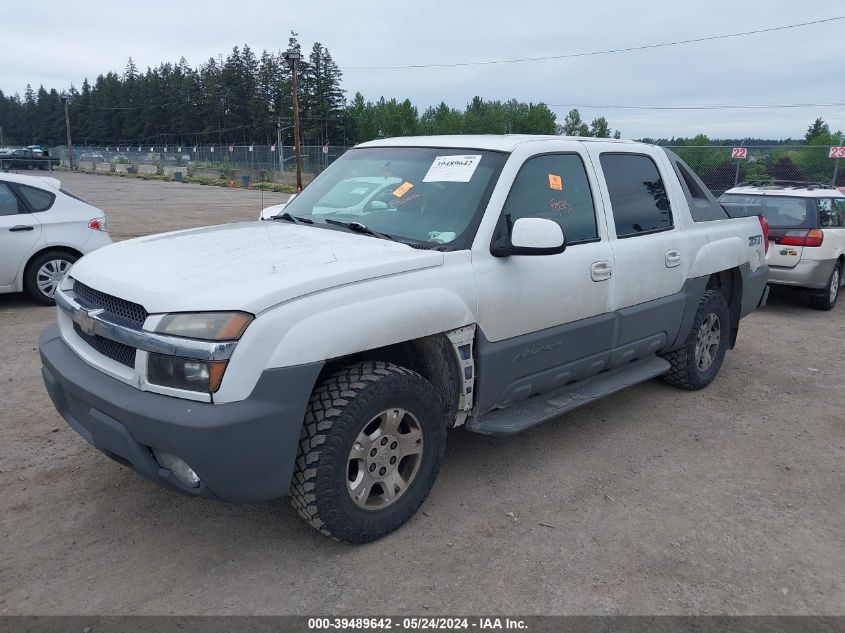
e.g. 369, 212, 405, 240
73, 280, 148, 330
71, 280, 148, 368
73, 323, 137, 368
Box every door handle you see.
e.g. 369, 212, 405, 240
591, 261, 613, 282
665, 250, 681, 268
9, 225, 34, 232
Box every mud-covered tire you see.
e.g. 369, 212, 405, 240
290, 361, 446, 543
662, 290, 731, 391
808, 262, 841, 311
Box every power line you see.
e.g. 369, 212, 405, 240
547, 102, 845, 111
342, 15, 845, 69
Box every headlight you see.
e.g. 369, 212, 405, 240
147, 354, 228, 393
154, 312, 253, 340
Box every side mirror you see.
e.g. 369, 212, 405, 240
491, 217, 566, 257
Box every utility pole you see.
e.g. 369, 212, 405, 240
61, 94, 74, 170
0, 126, 4, 146
284, 48, 303, 192
277, 118, 283, 172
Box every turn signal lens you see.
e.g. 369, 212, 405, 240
804, 229, 824, 247
776, 229, 824, 248
155, 312, 253, 341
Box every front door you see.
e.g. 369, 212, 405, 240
472, 149, 615, 411
0, 181, 42, 286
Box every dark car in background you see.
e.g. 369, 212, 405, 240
0, 148, 60, 171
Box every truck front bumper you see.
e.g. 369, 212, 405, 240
768, 259, 836, 290
39, 323, 323, 503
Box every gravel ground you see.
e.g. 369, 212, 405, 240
0, 172, 843, 615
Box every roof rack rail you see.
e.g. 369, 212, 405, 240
735, 179, 833, 190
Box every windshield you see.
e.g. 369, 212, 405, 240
719, 194, 814, 228
281, 147, 507, 247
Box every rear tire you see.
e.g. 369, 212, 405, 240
808, 262, 841, 311
662, 290, 731, 391
23, 250, 78, 305
290, 361, 446, 543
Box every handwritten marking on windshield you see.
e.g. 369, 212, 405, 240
391, 193, 421, 208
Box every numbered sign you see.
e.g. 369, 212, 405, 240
731, 147, 747, 159
830, 146, 845, 159
322, 145, 329, 154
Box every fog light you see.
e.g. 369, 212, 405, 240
152, 449, 200, 488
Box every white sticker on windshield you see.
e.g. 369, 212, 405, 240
350, 187, 369, 195
422, 154, 482, 183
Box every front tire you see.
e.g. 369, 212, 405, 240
291, 361, 446, 543
808, 262, 841, 311
24, 250, 78, 305
662, 290, 731, 390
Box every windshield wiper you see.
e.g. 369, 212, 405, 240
272, 212, 313, 224
323, 218, 396, 242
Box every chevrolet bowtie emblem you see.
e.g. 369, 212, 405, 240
72, 307, 104, 336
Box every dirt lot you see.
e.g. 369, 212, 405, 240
0, 172, 843, 615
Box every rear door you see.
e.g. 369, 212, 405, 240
0, 181, 43, 286
588, 147, 689, 307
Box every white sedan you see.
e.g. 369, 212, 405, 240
259, 177, 403, 220
0, 173, 112, 304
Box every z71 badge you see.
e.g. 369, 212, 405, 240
748, 235, 763, 246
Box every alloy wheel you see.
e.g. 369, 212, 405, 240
694, 313, 721, 371
347, 407, 424, 510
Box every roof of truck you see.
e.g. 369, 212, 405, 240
356, 134, 641, 152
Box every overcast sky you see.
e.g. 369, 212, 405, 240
2, 0, 844, 140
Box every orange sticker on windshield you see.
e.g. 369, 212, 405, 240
393, 181, 414, 197
548, 174, 563, 190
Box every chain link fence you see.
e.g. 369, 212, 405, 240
665, 145, 844, 195
49, 144, 350, 184
45, 143, 844, 194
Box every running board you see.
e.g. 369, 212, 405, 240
464, 356, 671, 436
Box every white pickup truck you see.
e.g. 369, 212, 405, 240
39, 135, 769, 542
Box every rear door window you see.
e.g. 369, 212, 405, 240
17, 184, 56, 212
599, 153, 673, 237
834, 198, 845, 227
0, 182, 20, 215
817, 198, 842, 227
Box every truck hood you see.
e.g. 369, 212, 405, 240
69, 222, 443, 314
